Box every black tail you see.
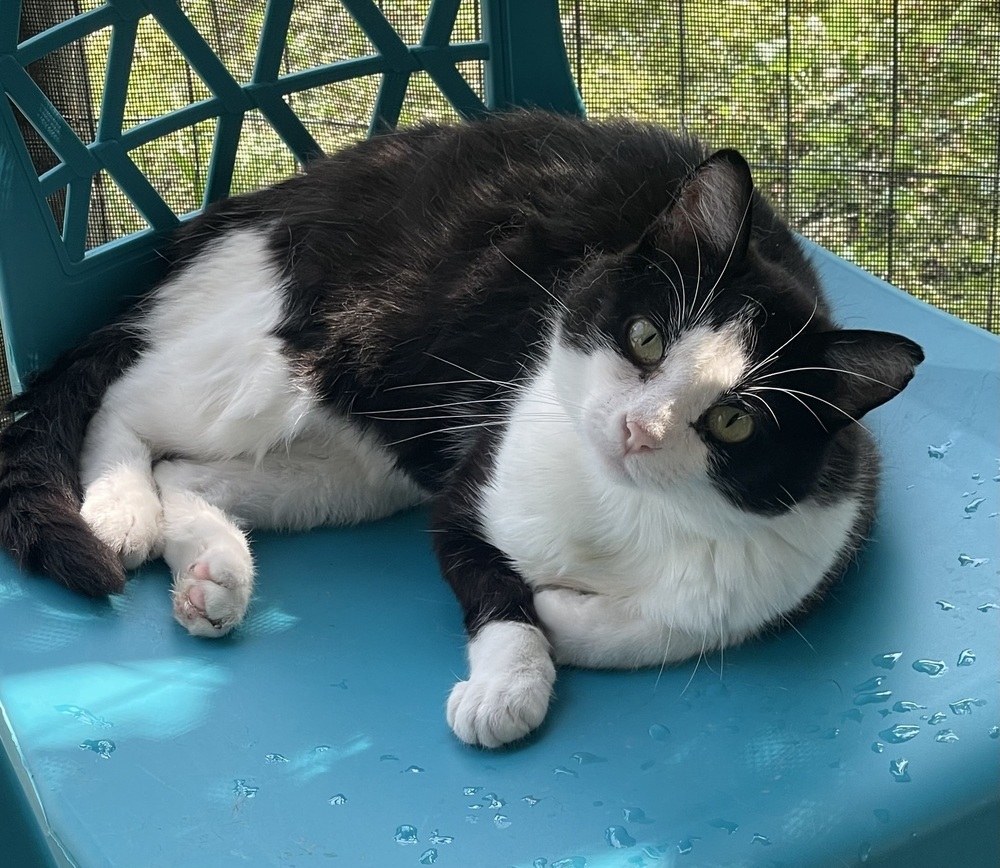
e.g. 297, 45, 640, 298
0, 320, 146, 596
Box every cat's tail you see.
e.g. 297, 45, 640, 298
0, 320, 146, 596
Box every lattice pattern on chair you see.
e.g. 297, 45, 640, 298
3, 0, 488, 262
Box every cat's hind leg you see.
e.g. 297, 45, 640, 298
153, 436, 425, 637
154, 480, 254, 639
79, 407, 163, 568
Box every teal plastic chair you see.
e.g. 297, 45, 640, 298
1, 2, 997, 866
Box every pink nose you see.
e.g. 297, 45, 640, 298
623, 419, 661, 455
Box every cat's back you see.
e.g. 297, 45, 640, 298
176, 113, 710, 264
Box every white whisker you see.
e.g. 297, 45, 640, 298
748, 385, 870, 433
740, 298, 820, 382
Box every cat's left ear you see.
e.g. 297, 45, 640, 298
648, 149, 755, 265
806, 330, 925, 424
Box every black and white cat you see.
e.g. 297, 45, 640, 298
0, 112, 922, 748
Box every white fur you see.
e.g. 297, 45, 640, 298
446, 621, 556, 748
79, 228, 424, 637
75, 229, 860, 748
481, 326, 862, 669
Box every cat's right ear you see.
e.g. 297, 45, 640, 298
640, 149, 755, 268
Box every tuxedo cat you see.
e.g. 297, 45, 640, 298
0, 111, 923, 747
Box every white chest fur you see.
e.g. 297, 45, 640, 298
478, 345, 861, 668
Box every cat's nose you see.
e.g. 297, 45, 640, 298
623, 418, 661, 455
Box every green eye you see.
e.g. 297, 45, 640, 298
625, 317, 664, 365
705, 404, 755, 444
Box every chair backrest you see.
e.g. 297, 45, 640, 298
0, 0, 582, 392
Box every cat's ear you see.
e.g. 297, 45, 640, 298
646, 149, 755, 265
804, 330, 925, 425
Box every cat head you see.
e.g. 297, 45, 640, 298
553, 148, 924, 513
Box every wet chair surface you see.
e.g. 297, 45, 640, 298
0, 2, 998, 866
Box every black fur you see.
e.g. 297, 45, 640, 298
0, 319, 146, 595
0, 110, 923, 646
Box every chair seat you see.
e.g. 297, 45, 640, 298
1, 244, 997, 867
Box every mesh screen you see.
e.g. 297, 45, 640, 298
562, 0, 999, 333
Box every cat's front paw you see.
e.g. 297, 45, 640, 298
81, 471, 163, 568
447, 622, 555, 748
171, 546, 253, 638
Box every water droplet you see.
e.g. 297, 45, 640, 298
957, 649, 976, 666
822, 727, 841, 739
328, 794, 347, 805
523, 795, 540, 806
402, 765, 424, 774
872, 652, 902, 670
79, 739, 115, 759
55, 705, 113, 728
649, 723, 671, 741
553, 766, 579, 777
927, 712, 948, 725
854, 690, 893, 706
854, 675, 886, 691
892, 701, 927, 713
494, 814, 511, 830
840, 708, 864, 724
708, 818, 739, 835
483, 793, 505, 809
949, 697, 986, 715
380, 754, 399, 762
623, 807, 652, 824
429, 831, 454, 845
972, 472, 983, 481
912, 659, 948, 676
934, 729, 959, 743
927, 440, 953, 459
889, 758, 911, 782
935, 600, 956, 610
418, 848, 438, 864
989, 726, 999, 739
605, 825, 636, 849
958, 554, 990, 567
751, 833, 772, 846
964, 498, 986, 514
394, 825, 419, 845
532, 860, 547, 868
551, 859, 587, 868
312, 745, 331, 754
874, 809, 890, 824
676, 838, 695, 854
264, 753, 288, 763
859, 840, 872, 863
879, 724, 920, 744
463, 786, 482, 796
977, 602, 999, 612
232, 779, 258, 798
570, 751, 606, 765
871, 741, 885, 753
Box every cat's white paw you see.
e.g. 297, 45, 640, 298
80, 471, 162, 567
447, 622, 555, 748
171, 546, 253, 638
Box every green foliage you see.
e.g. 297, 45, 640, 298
563, 0, 998, 331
